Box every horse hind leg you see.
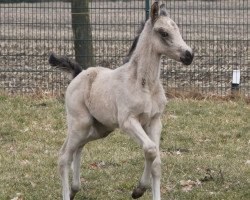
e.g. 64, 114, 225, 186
59, 110, 92, 200
60, 117, 113, 200
70, 146, 84, 200
59, 131, 91, 200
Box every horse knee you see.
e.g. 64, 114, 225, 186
59, 153, 73, 175
59, 156, 66, 175
143, 143, 157, 160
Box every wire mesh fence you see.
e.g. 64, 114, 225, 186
161, 0, 250, 96
0, 0, 249, 96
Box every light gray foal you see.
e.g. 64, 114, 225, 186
54, 2, 193, 200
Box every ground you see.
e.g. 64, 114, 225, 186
0, 94, 249, 200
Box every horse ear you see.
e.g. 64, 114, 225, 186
160, 3, 168, 16
151, 1, 159, 24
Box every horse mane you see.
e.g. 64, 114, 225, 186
123, 21, 145, 64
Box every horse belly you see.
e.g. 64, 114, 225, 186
87, 83, 118, 128
91, 101, 118, 128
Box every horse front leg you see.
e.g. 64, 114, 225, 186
132, 117, 162, 200
120, 116, 160, 200
147, 117, 162, 200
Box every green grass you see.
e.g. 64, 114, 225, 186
0, 94, 249, 200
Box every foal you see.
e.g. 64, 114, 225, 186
53, 2, 193, 200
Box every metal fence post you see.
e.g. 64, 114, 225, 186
145, 0, 150, 20
71, 0, 94, 70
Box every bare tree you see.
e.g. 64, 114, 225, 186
71, 0, 94, 69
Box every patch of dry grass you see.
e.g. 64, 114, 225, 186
0, 94, 249, 199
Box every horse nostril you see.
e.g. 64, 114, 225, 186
180, 50, 194, 65
185, 50, 192, 58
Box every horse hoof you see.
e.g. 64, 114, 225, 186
131, 186, 147, 199
70, 191, 76, 200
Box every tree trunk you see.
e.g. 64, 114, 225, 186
71, 0, 94, 69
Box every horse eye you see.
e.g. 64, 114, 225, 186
159, 30, 169, 38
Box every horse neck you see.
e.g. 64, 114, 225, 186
129, 22, 161, 89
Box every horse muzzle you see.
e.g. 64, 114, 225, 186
180, 50, 194, 65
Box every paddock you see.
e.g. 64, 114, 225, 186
0, 0, 249, 199
0, 95, 249, 199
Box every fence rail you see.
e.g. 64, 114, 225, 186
0, 0, 249, 96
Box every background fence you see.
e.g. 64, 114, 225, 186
0, 0, 249, 96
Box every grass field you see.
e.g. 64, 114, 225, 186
0, 94, 249, 200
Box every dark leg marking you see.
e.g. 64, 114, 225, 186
131, 185, 147, 199
70, 188, 78, 200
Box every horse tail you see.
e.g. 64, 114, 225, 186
48, 52, 82, 78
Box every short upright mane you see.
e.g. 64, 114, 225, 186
123, 21, 145, 64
